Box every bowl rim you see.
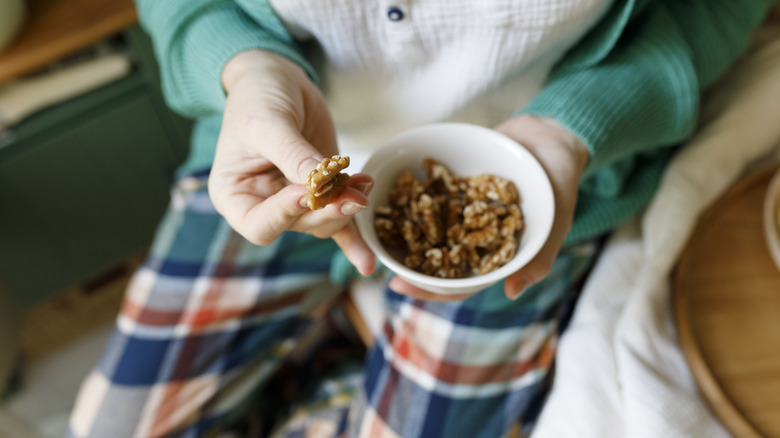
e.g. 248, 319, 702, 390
356, 122, 555, 290
763, 166, 780, 270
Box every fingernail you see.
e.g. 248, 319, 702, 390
341, 201, 366, 215
354, 181, 374, 195
509, 283, 530, 300
298, 157, 323, 182
361, 262, 377, 277
299, 195, 309, 208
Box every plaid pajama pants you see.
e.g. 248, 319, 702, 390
66, 170, 597, 438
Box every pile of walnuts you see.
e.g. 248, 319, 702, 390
374, 158, 524, 278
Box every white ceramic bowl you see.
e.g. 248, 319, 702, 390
355, 123, 555, 295
764, 167, 780, 271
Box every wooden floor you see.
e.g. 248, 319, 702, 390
19, 252, 143, 362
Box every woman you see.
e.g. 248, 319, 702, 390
67, 1, 774, 436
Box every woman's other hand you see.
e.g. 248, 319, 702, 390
389, 115, 588, 302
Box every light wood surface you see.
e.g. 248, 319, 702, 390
0, 0, 137, 85
675, 165, 780, 438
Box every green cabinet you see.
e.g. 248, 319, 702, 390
0, 27, 192, 308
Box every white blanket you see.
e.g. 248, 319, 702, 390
531, 10, 780, 438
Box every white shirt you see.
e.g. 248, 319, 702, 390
269, 0, 613, 169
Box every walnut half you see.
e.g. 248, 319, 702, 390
306, 155, 350, 210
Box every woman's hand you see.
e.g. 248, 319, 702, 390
209, 50, 376, 276
389, 115, 588, 302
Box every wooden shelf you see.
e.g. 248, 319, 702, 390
0, 0, 137, 85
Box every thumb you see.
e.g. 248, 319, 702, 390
253, 86, 338, 185
263, 123, 325, 185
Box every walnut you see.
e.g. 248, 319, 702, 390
422, 158, 460, 195
478, 237, 518, 274
374, 204, 404, 247
421, 246, 468, 278
405, 251, 426, 270
421, 247, 443, 274
465, 245, 483, 274
411, 193, 443, 245
445, 199, 464, 246
446, 223, 465, 248
466, 174, 518, 204
463, 217, 499, 248
306, 156, 350, 210
462, 201, 506, 248
389, 171, 423, 208
463, 201, 494, 230
401, 219, 430, 254
374, 217, 401, 247
500, 204, 525, 239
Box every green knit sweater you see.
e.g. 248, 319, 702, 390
135, 0, 773, 244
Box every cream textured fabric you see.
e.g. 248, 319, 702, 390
269, 0, 613, 169
532, 13, 780, 438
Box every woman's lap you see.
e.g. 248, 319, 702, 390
347, 243, 595, 438
66, 171, 596, 438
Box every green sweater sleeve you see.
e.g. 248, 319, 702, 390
522, 0, 773, 177
134, 0, 315, 118
519, 0, 773, 241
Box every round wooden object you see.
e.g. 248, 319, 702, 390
675, 166, 780, 438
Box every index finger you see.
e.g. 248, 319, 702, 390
245, 105, 336, 186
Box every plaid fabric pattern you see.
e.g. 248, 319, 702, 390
66, 171, 596, 438
346, 244, 593, 438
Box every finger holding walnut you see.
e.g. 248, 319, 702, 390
293, 155, 376, 231
290, 167, 375, 235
